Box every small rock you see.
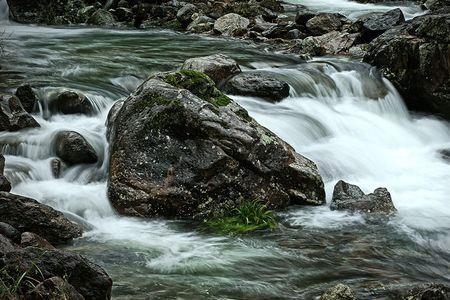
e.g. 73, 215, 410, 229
330, 180, 397, 215
55, 131, 98, 165
15, 84, 38, 113
50, 91, 94, 115
0, 94, 40, 131
87, 8, 116, 26
187, 15, 215, 33
51, 158, 63, 178
182, 54, 242, 86
306, 13, 343, 36
320, 284, 357, 300
176, 3, 198, 27
20, 232, 55, 250
0, 233, 17, 253
214, 13, 250, 37
0, 222, 21, 244
224, 71, 290, 102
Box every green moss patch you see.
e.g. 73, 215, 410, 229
162, 70, 231, 108
206, 200, 277, 234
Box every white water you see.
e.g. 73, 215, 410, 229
0, 0, 8, 23
0, 0, 448, 295
288, 0, 425, 19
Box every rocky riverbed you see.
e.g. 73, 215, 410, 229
1, 0, 450, 299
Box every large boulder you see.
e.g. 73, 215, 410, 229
0, 192, 82, 245
330, 180, 396, 215
0, 94, 40, 131
306, 13, 343, 36
176, 3, 198, 27
320, 284, 357, 300
181, 54, 242, 86
224, 71, 290, 102
299, 31, 359, 56
15, 84, 38, 113
108, 70, 325, 219
55, 131, 98, 165
0, 246, 112, 300
50, 91, 94, 115
87, 8, 116, 26
6, 0, 85, 24
214, 13, 250, 37
356, 8, 405, 43
363, 11, 450, 119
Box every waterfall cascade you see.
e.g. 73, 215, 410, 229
0, 0, 9, 23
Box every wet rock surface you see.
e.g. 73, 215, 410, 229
50, 91, 94, 115
224, 71, 290, 102
15, 84, 39, 113
108, 69, 325, 219
0, 94, 40, 131
331, 180, 397, 215
181, 54, 242, 86
0, 192, 82, 245
1, 245, 112, 300
320, 284, 357, 300
55, 130, 98, 165
364, 10, 450, 119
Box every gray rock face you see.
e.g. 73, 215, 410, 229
356, 8, 405, 42
181, 54, 242, 86
50, 91, 94, 115
307, 31, 359, 55
364, 11, 450, 119
306, 13, 343, 36
15, 84, 38, 113
108, 70, 325, 219
320, 284, 357, 300
0, 222, 21, 244
1, 246, 112, 300
0, 94, 40, 131
106, 98, 126, 141
330, 180, 397, 215
87, 8, 116, 26
176, 3, 198, 26
55, 131, 98, 165
224, 71, 290, 102
28, 276, 85, 300
214, 13, 250, 36
0, 192, 82, 245
403, 283, 450, 300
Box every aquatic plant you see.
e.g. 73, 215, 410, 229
206, 200, 277, 234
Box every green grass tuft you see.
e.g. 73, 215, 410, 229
206, 200, 277, 234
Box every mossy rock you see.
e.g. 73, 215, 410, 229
161, 70, 231, 108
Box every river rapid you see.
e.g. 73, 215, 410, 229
0, 0, 449, 299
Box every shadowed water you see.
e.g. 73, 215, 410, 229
0, 7, 449, 300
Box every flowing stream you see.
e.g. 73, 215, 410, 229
0, 1, 449, 299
